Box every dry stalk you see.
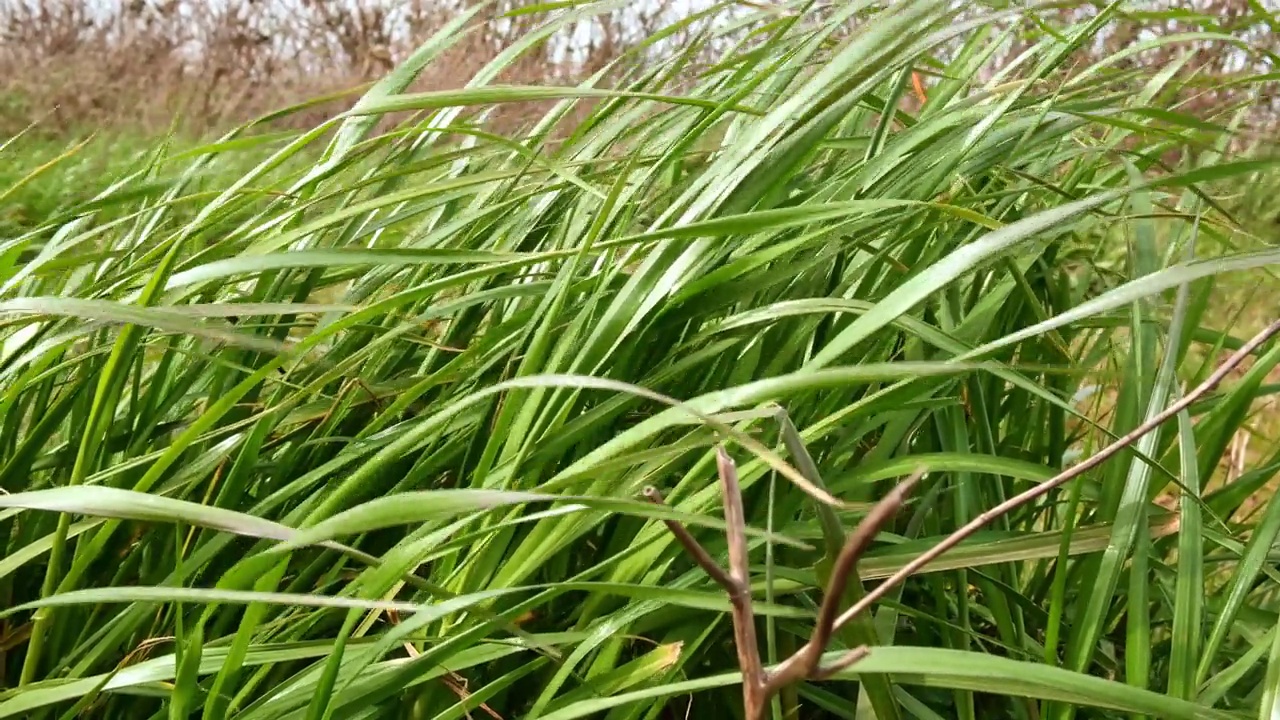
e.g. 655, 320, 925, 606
833, 317, 1280, 631
645, 318, 1280, 720
643, 450, 922, 720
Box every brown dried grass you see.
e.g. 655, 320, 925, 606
5, 0, 1275, 142
0, 0, 672, 138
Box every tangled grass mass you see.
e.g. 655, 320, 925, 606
1, 1, 1280, 718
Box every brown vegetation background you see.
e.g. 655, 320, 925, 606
0, 0, 688, 136
1, 0, 1276, 139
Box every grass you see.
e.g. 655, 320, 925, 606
1, 1, 1280, 718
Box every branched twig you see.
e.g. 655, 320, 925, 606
643, 318, 1280, 720
644, 449, 920, 720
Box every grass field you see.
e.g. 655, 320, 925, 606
1, 1, 1280, 719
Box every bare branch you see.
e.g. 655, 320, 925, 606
813, 645, 871, 680
648, 447, 919, 720
651, 320, 1280, 720
832, 317, 1280, 635
813, 471, 920, 651
766, 469, 921, 691
715, 447, 767, 702
717, 447, 752, 591
641, 486, 735, 592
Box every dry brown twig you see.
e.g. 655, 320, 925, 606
835, 317, 1280, 630
643, 451, 923, 720
645, 317, 1280, 720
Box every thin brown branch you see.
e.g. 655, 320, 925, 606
716, 446, 753, 591
647, 447, 918, 720
811, 470, 920, 653
641, 486, 735, 591
650, 320, 1280, 717
832, 317, 1280, 635
715, 447, 767, 704
766, 469, 922, 690
812, 645, 870, 680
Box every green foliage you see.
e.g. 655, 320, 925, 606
0, 2, 1278, 719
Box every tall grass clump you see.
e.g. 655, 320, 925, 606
1, 1, 1279, 718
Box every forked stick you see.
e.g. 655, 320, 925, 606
644, 449, 921, 720
644, 318, 1280, 720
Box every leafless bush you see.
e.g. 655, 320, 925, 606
0, 0, 697, 137
0, 1, 1274, 139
